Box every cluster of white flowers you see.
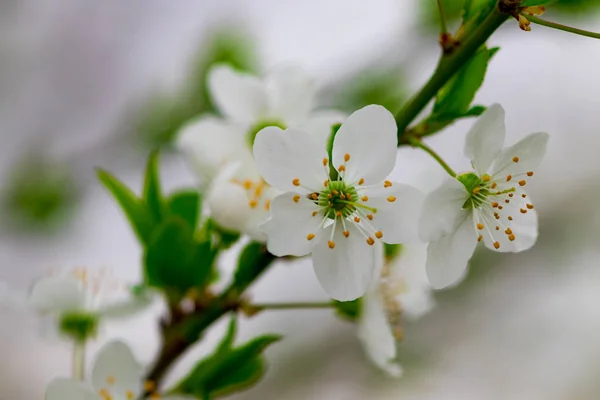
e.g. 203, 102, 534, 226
175, 66, 548, 376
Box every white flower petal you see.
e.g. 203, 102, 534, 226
426, 212, 477, 289
419, 179, 468, 243
362, 183, 424, 244
253, 126, 328, 192
477, 191, 538, 253
464, 104, 506, 175
29, 276, 85, 313
332, 105, 398, 185
176, 116, 250, 183
300, 110, 346, 152
99, 288, 155, 319
45, 378, 97, 400
243, 185, 280, 242
388, 244, 434, 319
208, 64, 267, 123
312, 223, 376, 301
91, 341, 143, 396
265, 65, 316, 124
490, 132, 549, 178
208, 174, 255, 235
357, 293, 402, 377
261, 192, 322, 256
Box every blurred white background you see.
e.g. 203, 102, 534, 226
1, 1, 600, 399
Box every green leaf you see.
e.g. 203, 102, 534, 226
327, 123, 342, 181
143, 150, 164, 222
97, 169, 155, 245
333, 298, 362, 321
462, 0, 495, 24
522, 0, 557, 5
167, 190, 201, 230
234, 242, 274, 289
433, 46, 493, 117
216, 316, 238, 354
176, 333, 281, 398
144, 217, 215, 292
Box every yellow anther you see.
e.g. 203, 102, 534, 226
248, 199, 258, 208
312, 211, 318, 217
106, 376, 116, 385
254, 185, 263, 197
99, 388, 111, 398
520, 208, 527, 214
482, 175, 491, 182
493, 241, 500, 249
126, 391, 135, 399
328, 240, 336, 249
366, 237, 375, 246
508, 216, 513, 221
473, 187, 481, 195
311, 193, 318, 200
367, 214, 374, 220
506, 175, 512, 182
498, 205, 503, 210
293, 195, 300, 203
332, 190, 339, 195
335, 211, 342, 217
522, 194, 527, 198
338, 165, 346, 172
494, 214, 500, 220
495, 226, 500, 230
508, 193, 514, 197
144, 381, 156, 392
292, 178, 301, 186
491, 182, 498, 189
324, 180, 329, 187
477, 223, 484, 230
387, 196, 396, 202
344, 153, 351, 162
375, 231, 383, 239
512, 156, 519, 163
354, 216, 360, 223
243, 180, 253, 189
327, 193, 332, 198
505, 199, 510, 204
527, 171, 534, 177
478, 235, 483, 242
346, 193, 353, 201
491, 202, 499, 208
343, 230, 350, 238
340, 194, 346, 199
526, 203, 534, 209
306, 233, 315, 241
508, 234, 516, 241
384, 180, 392, 188
518, 180, 527, 186
358, 178, 365, 185
505, 228, 513, 235
323, 158, 328, 166
362, 196, 368, 202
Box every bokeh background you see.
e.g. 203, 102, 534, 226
1, 1, 600, 399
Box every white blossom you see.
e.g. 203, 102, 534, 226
420, 104, 549, 289
358, 244, 434, 377
45, 341, 190, 400
254, 105, 425, 300
177, 64, 344, 238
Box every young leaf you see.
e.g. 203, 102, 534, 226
522, 0, 557, 5
144, 217, 215, 292
433, 46, 493, 117
168, 190, 201, 230
143, 150, 164, 222
333, 299, 362, 321
234, 242, 275, 289
97, 169, 155, 245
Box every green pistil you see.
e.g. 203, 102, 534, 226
247, 120, 286, 146
457, 172, 498, 210
317, 181, 359, 219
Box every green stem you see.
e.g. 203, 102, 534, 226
523, 14, 600, 40
408, 137, 457, 178
72, 340, 86, 381
254, 301, 334, 311
396, 4, 509, 139
437, 0, 449, 35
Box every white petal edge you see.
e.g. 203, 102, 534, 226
99, 287, 155, 319
312, 223, 376, 301
253, 126, 328, 193
357, 293, 402, 377
464, 103, 506, 175
332, 105, 398, 185
260, 192, 322, 257
419, 179, 469, 243
45, 378, 97, 400
176, 116, 250, 184
265, 65, 316, 124
362, 183, 425, 244
490, 132, 549, 178
300, 110, 346, 153
426, 212, 477, 289
29, 276, 86, 313
91, 341, 144, 396
208, 64, 266, 123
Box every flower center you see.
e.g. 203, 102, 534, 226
315, 180, 359, 219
